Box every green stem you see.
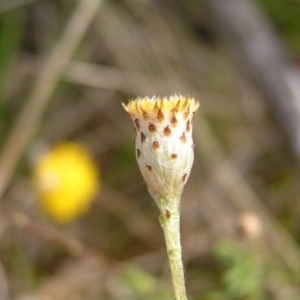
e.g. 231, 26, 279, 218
159, 198, 187, 300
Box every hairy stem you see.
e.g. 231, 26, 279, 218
159, 198, 187, 300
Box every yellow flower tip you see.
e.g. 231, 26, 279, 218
32, 142, 100, 224
122, 95, 199, 202
122, 95, 199, 121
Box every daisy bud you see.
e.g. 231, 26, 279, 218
122, 95, 199, 203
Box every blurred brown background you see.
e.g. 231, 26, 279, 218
1, 0, 300, 299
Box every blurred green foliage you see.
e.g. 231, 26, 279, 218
0, 8, 24, 149
120, 265, 174, 300
256, 0, 300, 57
208, 239, 264, 300
0, 9, 23, 98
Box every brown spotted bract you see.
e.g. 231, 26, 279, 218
166, 210, 171, 219
122, 95, 199, 201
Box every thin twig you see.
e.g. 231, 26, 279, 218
1, 208, 110, 266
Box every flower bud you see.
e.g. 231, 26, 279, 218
122, 95, 199, 202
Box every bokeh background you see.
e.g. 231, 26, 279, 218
1, 0, 300, 299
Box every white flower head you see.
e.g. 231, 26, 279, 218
122, 95, 199, 202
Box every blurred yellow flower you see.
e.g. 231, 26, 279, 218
32, 142, 99, 224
